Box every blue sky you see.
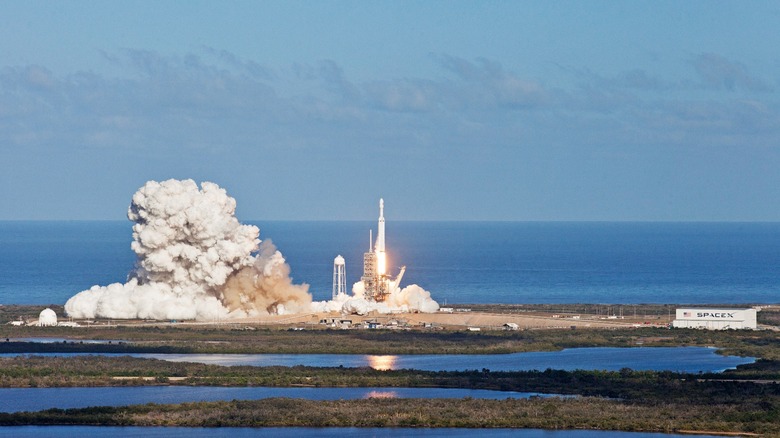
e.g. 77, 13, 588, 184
1, 1, 779, 221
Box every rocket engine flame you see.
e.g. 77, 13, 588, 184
64, 179, 309, 321
376, 250, 386, 276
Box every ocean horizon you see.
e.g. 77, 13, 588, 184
1, 220, 779, 306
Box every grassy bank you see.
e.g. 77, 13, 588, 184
1, 356, 778, 434
1, 326, 779, 360
1, 354, 779, 391
1, 396, 777, 435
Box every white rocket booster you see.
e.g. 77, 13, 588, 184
375, 198, 386, 275
376, 198, 385, 253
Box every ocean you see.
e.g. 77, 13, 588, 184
1, 221, 778, 305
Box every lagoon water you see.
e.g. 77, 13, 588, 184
134, 346, 752, 372
1, 346, 754, 373
0, 427, 725, 438
1, 221, 779, 305
0, 386, 556, 413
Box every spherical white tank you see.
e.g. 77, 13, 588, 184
39, 308, 57, 326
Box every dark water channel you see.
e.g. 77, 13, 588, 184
132, 346, 753, 372
2, 346, 753, 372
0, 386, 559, 413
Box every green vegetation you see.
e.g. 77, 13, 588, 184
2, 325, 780, 359
0, 354, 779, 434
1, 303, 778, 434
758, 308, 780, 326
1, 396, 778, 434
1, 354, 779, 392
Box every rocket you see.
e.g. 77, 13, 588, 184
375, 198, 386, 275
376, 198, 385, 253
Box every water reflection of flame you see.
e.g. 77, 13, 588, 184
367, 355, 398, 370
365, 390, 399, 399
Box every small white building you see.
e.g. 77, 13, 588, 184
672, 308, 757, 330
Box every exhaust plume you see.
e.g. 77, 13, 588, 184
221, 240, 312, 315
312, 281, 439, 315
65, 179, 309, 320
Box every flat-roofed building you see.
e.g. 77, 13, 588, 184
672, 308, 757, 330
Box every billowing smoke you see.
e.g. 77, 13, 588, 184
386, 284, 440, 313
65, 179, 438, 320
221, 240, 312, 315
312, 281, 439, 315
65, 179, 309, 320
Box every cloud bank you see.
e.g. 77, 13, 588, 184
3, 49, 778, 222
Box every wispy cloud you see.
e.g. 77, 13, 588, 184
363, 79, 438, 112
692, 53, 772, 92
1, 48, 777, 158
435, 55, 550, 109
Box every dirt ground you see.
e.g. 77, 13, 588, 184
211, 309, 669, 330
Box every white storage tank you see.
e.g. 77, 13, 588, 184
672, 308, 757, 330
38, 308, 58, 326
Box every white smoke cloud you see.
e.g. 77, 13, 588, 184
65, 179, 309, 321
65, 178, 438, 320
312, 281, 439, 315
386, 284, 440, 313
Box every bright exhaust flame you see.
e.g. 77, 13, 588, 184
376, 250, 386, 275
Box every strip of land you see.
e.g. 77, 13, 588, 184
0, 354, 778, 390
1, 324, 779, 360
0, 397, 775, 435
0, 303, 778, 435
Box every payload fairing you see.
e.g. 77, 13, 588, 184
361, 199, 405, 302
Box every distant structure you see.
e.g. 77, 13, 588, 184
333, 255, 346, 299
672, 308, 757, 330
38, 308, 57, 326
361, 199, 405, 302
